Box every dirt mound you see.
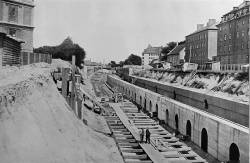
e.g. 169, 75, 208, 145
0, 64, 123, 163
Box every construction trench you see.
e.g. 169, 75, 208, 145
84, 71, 210, 163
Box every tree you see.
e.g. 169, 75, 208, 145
34, 37, 86, 68
108, 61, 117, 68
160, 42, 177, 61
124, 54, 141, 65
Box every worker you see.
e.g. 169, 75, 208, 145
140, 128, 144, 143
146, 128, 151, 144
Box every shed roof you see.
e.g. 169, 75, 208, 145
0, 32, 25, 43
167, 44, 185, 56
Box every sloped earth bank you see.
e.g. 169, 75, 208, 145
0, 63, 123, 163
134, 70, 249, 103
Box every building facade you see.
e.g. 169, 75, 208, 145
142, 44, 162, 65
215, 1, 250, 65
0, 0, 34, 53
185, 19, 218, 66
166, 43, 185, 66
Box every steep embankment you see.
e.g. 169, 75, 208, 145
0, 63, 123, 163
135, 70, 249, 103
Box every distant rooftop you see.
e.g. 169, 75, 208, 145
143, 44, 162, 54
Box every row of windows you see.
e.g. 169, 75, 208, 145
142, 53, 160, 57
219, 55, 248, 64
187, 33, 207, 42
190, 52, 207, 57
142, 57, 159, 60
188, 41, 207, 49
220, 28, 250, 41
219, 18, 250, 31
219, 42, 249, 53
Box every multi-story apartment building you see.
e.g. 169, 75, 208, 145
215, 0, 250, 65
142, 44, 162, 66
185, 19, 218, 65
0, 0, 34, 52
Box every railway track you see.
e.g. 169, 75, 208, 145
91, 72, 153, 163
104, 110, 153, 163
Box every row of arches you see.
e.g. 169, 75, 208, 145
123, 89, 159, 118
113, 80, 241, 163
174, 114, 239, 161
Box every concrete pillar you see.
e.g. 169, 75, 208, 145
62, 68, 70, 99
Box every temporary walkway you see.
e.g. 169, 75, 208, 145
109, 102, 207, 163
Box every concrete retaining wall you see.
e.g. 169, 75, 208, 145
132, 76, 249, 127
107, 75, 249, 163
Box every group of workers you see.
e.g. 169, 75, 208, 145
139, 128, 151, 143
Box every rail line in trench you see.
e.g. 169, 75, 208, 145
91, 72, 152, 163
104, 110, 153, 163
90, 72, 211, 163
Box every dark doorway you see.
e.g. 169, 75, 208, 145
186, 120, 191, 137
201, 128, 208, 152
149, 101, 152, 112
166, 110, 169, 125
144, 99, 147, 111
175, 114, 179, 130
229, 143, 240, 162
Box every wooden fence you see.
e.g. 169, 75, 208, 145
21, 52, 52, 65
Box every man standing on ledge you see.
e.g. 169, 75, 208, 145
146, 128, 151, 144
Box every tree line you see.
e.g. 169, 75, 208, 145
34, 37, 86, 68
108, 41, 183, 68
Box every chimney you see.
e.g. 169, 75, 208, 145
197, 24, 204, 30
207, 19, 216, 27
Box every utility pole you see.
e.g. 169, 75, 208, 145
189, 45, 192, 63
71, 55, 76, 113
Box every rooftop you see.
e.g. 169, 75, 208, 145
219, 0, 250, 24
167, 44, 185, 56
143, 44, 163, 54
2, 0, 35, 7
186, 19, 218, 37
0, 32, 24, 43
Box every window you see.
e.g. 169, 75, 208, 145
8, 4, 18, 23
237, 32, 239, 38
224, 45, 227, 53
241, 43, 244, 49
242, 20, 245, 25
9, 28, 17, 37
229, 24, 232, 28
224, 34, 227, 40
242, 31, 245, 37
229, 34, 231, 40
229, 45, 232, 52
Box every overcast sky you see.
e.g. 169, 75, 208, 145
34, 0, 243, 63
